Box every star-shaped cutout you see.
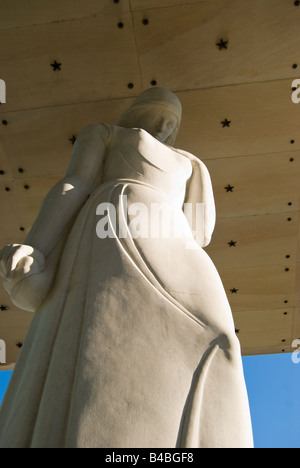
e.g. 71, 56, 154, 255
216, 39, 228, 50
50, 60, 62, 71
0, 305, 7, 311
230, 288, 239, 294
225, 184, 234, 192
228, 240, 237, 247
69, 135, 77, 145
221, 118, 231, 128
235, 329, 240, 334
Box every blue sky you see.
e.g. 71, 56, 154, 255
243, 353, 300, 448
0, 371, 12, 407
0, 353, 299, 448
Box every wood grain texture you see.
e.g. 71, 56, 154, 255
205, 212, 298, 269
234, 308, 293, 356
132, 0, 300, 89
0, 12, 141, 112
175, 81, 300, 159
0, 0, 131, 29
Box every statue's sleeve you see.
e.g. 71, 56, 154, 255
179, 150, 216, 248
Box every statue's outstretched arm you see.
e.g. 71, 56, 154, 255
0, 124, 109, 311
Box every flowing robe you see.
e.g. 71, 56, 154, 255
0, 125, 253, 448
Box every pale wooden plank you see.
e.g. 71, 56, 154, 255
295, 263, 300, 307
0, 13, 141, 112
0, 0, 131, 30
204, 151, 300, 217
234, 308, 293, 354
242, 345, 293, 357
292, 307, 300, 343
206, 212, 299, 269
297, 209, 300, 263
175, 81, 300, 159
0, 140, 14, 179
219, 264, 296, 311
131, 0, 208, 10
0, 180, 30, 240
133, 0, 300, 90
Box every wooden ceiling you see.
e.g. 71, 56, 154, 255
0, 0, 300, 367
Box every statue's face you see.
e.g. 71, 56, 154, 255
135, 106, 178, 143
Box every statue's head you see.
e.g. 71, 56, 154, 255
116, 87, 182, 146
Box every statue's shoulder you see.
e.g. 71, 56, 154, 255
172, 147, 199, 164
81, 123, 115, 146
98, 123, 134, 144
173, 148, 206, 167
80, 123, 112, 137
96, 123, 113, 138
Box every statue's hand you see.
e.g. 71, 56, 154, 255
0, 244, 48, 312
0, 244, 45, 284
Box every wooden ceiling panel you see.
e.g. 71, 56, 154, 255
205, 152, 300, 218
131, 0, 207, 10
0, 0, 131, 30
234, 308, 293, 356
0, 180, 29, 241
205, 212, 298, 269
133, 0, 300, 90
0, 140, 13, 179
295, 263, 300, 307
0, 13, 141, 112
238, 308, 293, 351
297, 213, 300, 264
175, 81, 299, 160
220, 264, 296, 312
292, 308, 300, 343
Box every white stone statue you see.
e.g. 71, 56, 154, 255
0, 88, 253, 448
